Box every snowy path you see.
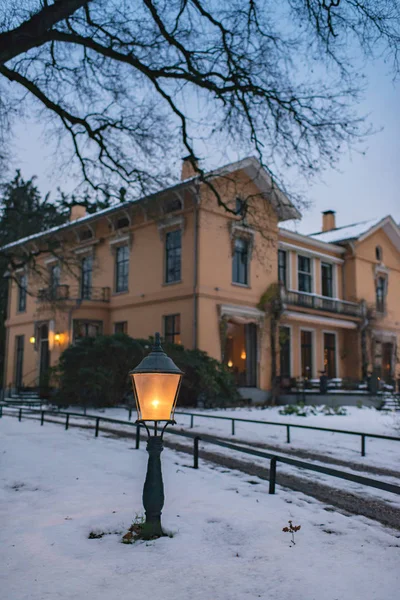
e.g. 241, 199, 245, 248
1, 417, 400, 600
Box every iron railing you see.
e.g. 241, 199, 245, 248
37, 285, 110, 303
283, 289, 362, 317
2, 406, 400, 497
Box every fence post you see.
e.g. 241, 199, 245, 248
269, 457, 277, 494
286, 425, 291, 444
361, 434, 366, 457
193, 436, 200, 469
18, 408, 22, 422
41, 411, 44, 426
95, 417, 100, 438
190, 414, 194, 428
65, 413, 69, 431
128, 407, 132, 421
136, 423, 140, 449
231, 419, 235, 436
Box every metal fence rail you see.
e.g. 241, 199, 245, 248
2, 406, 400, 497
174, 411, 400, 457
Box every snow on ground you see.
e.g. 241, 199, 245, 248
83, 405, 400, 472
1, 417, 399, 600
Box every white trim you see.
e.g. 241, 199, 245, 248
44, 257, 58, 265
279, 241, 344, 264
297, 252, 314, 293
220, 303, 265, 320
358, 216, 400, 250
299, 327, 317, 378
322, 329, 340, 379
279, 228, 346, 254
109, 235, 130, 247
311, 256, 316, 294
285, 288, 358, 306
284, 310, 358, 329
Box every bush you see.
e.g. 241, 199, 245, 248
54, 334, 239, 408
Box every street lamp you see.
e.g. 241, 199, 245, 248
129, 332, 183, 538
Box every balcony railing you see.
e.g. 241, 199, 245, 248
283, 289, 363, 317
37, 285, 111, 303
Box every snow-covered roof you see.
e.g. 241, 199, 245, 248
1, 156, 299, 252
310, 217, 384, 244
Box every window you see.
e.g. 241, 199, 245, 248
80, 229, 93, 242
375, 245, 382, 261
15, 335, 24, 389
164, 198, 182, 213
164, 314, 181, 344
301, 330, 313, 378
279, 326, 291, 378
165, 230, 182, 283
81, 256, 93, 299
114, 321, 127, 334
298, 255, 312, 293
116, 216, 130, 229
278, 250, 287, 287
232, 238, 249, 285
50, 264, 60, 298
376, 276, 386, 313
73, 320, 103, 342
323, 333, 336, 379
235, 197, 247, 218
115, 245, 129, 292
321, 263, 333, 298
17, 274, 27, 312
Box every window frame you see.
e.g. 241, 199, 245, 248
80, 255, 93, 300
115, 245, 129, 293
164, 314, 181, 344
376, 275, 386, 313
278, 249, 287, 287
17, 274, 27, 313
321, 262, 334, 298
165, 229, 182, 284
298, 255, 312, 293
114, 321, 128, 334
73, 319, 103, 342
232, 237, 250, 286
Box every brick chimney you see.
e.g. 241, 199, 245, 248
69, 204, 87, 222
181, 155, 199, 180
322, 210, 336, 232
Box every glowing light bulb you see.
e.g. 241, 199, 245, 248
29, 336, 35, 344
227, 360, 233, 368
241, 350, 246, 360
152, 399, 160, 408
54, 333, 61, 342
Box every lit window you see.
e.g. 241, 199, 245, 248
232, 238, 249, 285
164, 314, 181, 344
115, 245, 129, 292
165, 230, 181, 283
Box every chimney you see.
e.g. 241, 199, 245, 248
69, 204, 87, 222
322, 210, 336, 232
181, 155, 199, 181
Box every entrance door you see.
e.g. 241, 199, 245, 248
279, 326, 291, 379
245, 323, 257, 387
39, 324, 50, 381
323, 333, 337, 379
15, 335, 24, 390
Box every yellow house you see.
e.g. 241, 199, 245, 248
3, 157, 400, 401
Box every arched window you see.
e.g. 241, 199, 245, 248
375, 245, 382, 261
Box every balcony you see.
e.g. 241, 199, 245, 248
283, 289, 363, 318
37, 285, 111, 303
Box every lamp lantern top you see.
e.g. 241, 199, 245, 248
129, 332, 183, 376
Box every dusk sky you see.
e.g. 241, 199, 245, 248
9, 57, 399, 238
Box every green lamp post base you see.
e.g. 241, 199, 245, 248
142, 435, 165, 539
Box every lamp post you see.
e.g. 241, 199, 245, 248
129, 332, 183, 538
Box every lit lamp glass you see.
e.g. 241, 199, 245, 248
130, 332, 183, 424
241, 350, 246, 360
29, 336, 36, 344
54, 333, 61, 343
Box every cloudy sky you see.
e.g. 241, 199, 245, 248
9, 56, 399, 238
